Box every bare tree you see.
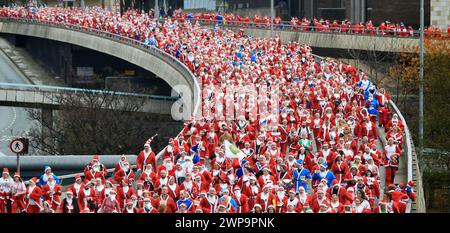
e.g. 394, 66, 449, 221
27, 88, 181, 155
344, 35, 400, 88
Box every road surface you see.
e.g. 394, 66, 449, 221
0, 49, 36, 156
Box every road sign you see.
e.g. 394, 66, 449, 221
10, 138, 28, 154
9, 138, 29, 174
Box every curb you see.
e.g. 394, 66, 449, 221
0, 47, 35, 84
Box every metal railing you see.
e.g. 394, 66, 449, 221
181, 18, 430, 38
388, 100, 414, 212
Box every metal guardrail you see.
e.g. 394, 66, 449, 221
388, 100, 414, 213
0, 82, 178, 101
182, 18, 432, 38
0, 17, 201, 117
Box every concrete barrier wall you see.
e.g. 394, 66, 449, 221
238, 27, 419, 53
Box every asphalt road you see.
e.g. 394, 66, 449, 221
0, 49, 36, 156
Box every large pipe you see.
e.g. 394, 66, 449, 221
1, 155, 137, 171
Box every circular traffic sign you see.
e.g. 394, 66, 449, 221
10, 138, 26, 154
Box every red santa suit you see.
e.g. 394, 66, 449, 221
116, 184, 135, 209
26, 181, 42, 213
155, 194, 177, 213
232, 192, 249, 213
77, 186, 97, 211
359, 120, 377, 141
42, 182, 62, 211
83, 162, 107, 182
255, 191, 276, 212
67, 180, 84, 199
136, 149, 157, 172
330, 161, 350, 185
114, 166, 136, 184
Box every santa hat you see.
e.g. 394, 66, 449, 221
355, 174, 364, 181
66, 190, 73, 195
75, 175, 82, 181
126, 199, 133, 205
2, 168, 9, 174
136, 180, 144, 186
92, 155, 100, 161
332, 179, 339, 186
320, 162, 328, 168
29, 177, 38, 184
44, 166, 51, 172
263, 183, 272, 190
408, 180, 415, 187
13, 172, 20, 178
388, 184, 396, 190
144, 138, 153, 147
253, 203, 262, 209
320, 201, 330, 207
218, 202, 227, 208
296, 159, 303, 165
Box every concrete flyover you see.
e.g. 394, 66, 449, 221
198, 21, 420, 53
0, 18, 201, 117
0, 82, 176, 115
240, 27, 418, 53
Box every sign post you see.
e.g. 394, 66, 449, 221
9, 138, 29, 174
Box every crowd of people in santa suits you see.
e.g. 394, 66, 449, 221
0, 6, 418, 213
171, 11, 449, 38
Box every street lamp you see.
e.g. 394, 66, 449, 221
270, 0, 274, 38
419, 0, 424, 157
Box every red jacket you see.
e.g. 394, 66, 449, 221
136, 150, 157, 172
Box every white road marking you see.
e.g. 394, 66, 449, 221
0, 107, 17, 135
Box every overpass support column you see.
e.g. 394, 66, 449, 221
41, 108, 55, 152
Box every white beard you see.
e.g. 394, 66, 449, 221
165, 163, 174, 171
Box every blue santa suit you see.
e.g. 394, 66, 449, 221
176, 198, 193, 210
216, 15, 223, 26
312, 170, 336, 187
367, 100, 380, 120
358, 79, 372, 91
293, 167, 312, 193
218, 196, 238, 212
364, 88, 378, 101
38, 166, 60, 186
38, 173, 60, 186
